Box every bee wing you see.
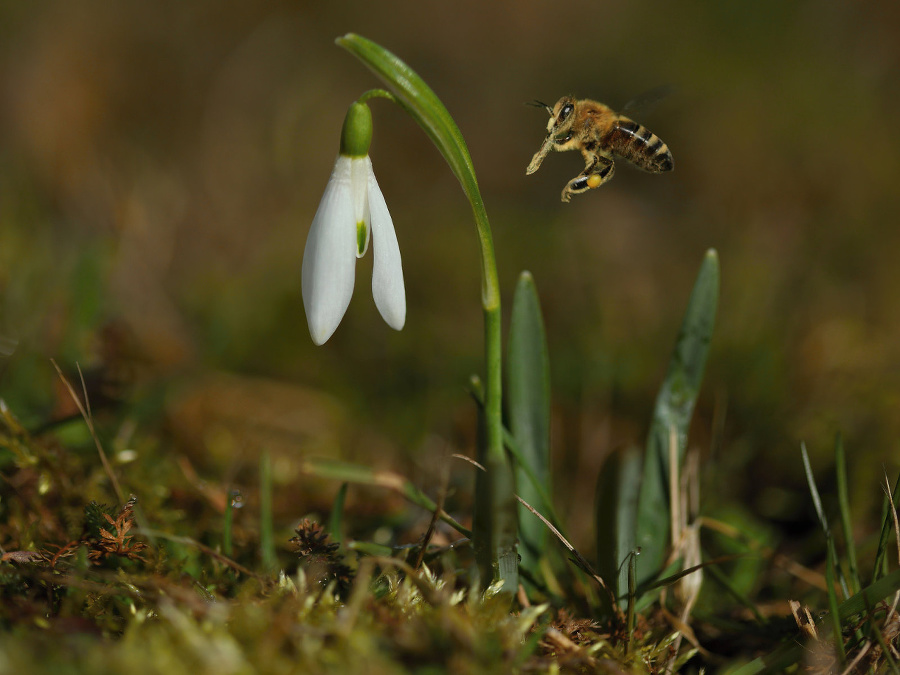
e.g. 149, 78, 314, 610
621, 84, 675, 118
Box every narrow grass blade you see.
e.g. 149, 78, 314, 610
802, 442, 829, 535
594, 445, 642, 616
347, 541, 394, 557
874, 472, 900, 580
826, 548, 846, 665
328, 483, 349, 545
838, 568, 900, 618
470, 377, 562, 531
834, 434, 860, 594
635, 249, 719, 586
260, 451, 276, 573
473, 375, 574, 596
704, 563, 766, 624
507, 271, 551, 572
223, 487, 236, 557
871, 617, 900, 673
727, 641, 804, 675
731, 568, 900, 674
626, 552, 637, 651
472, 388, 519, 592
802, 442, 850, 597
300, 457, 472, 538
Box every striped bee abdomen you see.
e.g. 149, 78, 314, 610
604, 118, 673, 173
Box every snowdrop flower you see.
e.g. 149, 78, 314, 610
302, 101, 406, 345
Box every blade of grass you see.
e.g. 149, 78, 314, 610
507, 271, 552, 575
300, 457, 472, 538
870, 615, 900, 674
626, 551, 637, 653
594, 445, 642, 617
874, 472, 900, 580
635, 249, 719, 586
515, 495, 606, 588
472, 380, 585, 599
414, 473, 448, 571
826, 547, 846, 665
459, 437, 597, 607
731, 569, 900, 674
138, 528, 260, 579
834, 433, 860, 594
260, 451, 276, 573
223, 488, 238, 557
50, 360, 163, 550
469, 377, 561, 531
801, 442, 850, 597
704, 561, 766, 624
347, 541, 395, 557
802, 442, 828, 533
50, 359, 124, 504
639, 555, 741, 595
328, 483, 349, 545
839, 568, 900, 618
471, 387, 493, 585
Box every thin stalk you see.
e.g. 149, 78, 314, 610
834, 434, 860, 594
478, 205, 515, 594
469, 380, 561, 532
329, 483, 349, 545
826, 549, 846, 665
260, 451, 276, 573
802, 442, 850, 597
223, 487, 235, 557
337, 33, 516, 593
626, 552, 637, 654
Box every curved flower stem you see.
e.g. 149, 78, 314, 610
358, 89, 399, 105
336, 33, 517, 594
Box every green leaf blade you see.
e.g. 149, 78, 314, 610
594, 445, 642, 616
507, 271, 552, 573
635, 249, 720, 586
834, 434, 860, 595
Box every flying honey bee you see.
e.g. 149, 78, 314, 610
526, 96, 674, 202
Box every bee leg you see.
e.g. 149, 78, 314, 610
561, 156, 615, 202
527, 134, 555, 174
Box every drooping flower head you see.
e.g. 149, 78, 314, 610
302, 101, 405, 345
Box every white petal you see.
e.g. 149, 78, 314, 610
302, 156, 358, 345
367, 160, 406, 331
351, 157, 370, 257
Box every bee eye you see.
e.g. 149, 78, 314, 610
558, 103, 574, 121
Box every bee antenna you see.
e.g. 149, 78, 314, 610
526, 100, 553, 114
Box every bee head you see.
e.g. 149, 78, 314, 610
526, 96, 579, 176
547, 96, 576, 140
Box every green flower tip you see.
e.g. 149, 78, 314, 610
339, 101, 372, 158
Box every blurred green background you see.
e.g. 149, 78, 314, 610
2, 1, 900, 552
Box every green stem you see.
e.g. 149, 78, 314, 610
336, 33, 516, 593
260, 451, 276, 573
358, 88, 398, 105
223, 488, 236, 557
